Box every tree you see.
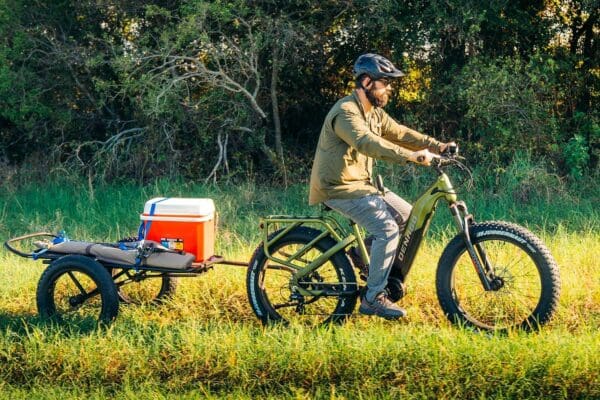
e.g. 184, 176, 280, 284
130, 2, 311, 183
1, 0, 597, 181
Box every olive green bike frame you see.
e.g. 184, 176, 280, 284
259, 171, 487, 298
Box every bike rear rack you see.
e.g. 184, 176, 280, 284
259, 214, 369, 274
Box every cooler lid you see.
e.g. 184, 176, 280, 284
143, 197, 215, 217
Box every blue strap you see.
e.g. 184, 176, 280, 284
137, 223, 145, 241
32, 248, 49, 260
138, 197, 170, 240
136, 197, 169, 267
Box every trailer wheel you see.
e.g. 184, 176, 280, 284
37, 255, 119, 326
111, 269, 178, 304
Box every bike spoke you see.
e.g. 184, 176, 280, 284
451, 236, 547, 329
504, 290, 540, 303
508, 270, 538, 280
504, 253, 529, 275
67, 271, 88, 295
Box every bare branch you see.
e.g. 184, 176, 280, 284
142, 13, 268, 120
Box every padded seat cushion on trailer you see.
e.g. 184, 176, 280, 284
41, 240, 195, 269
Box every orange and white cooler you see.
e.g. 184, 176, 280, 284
140, 197, 215, 262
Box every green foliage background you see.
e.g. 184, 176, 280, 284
1, 3, 599, 398
0, 0, 598, 183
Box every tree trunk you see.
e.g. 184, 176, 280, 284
271, 44, 284, 160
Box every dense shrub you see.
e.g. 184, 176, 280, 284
457, 56, 561, 165
0, 1, 597, 182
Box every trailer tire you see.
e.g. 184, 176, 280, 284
37, 255, 119, 326
111, 269, 178, 304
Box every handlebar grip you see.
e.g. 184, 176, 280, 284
443, 143, 458, 156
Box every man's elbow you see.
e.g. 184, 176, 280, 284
355, 141, 373, 157
353, 138, 375, 155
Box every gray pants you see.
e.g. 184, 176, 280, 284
325, 191, 412, 303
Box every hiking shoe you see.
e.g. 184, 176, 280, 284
359, 292, 407, 320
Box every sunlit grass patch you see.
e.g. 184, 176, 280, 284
0, 177, 598, 398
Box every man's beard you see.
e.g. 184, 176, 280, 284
365, 88, 389, 108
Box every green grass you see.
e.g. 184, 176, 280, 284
0, 170, 598, 399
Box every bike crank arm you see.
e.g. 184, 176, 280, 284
449, 202, 494, 291
292, 282, 359, 298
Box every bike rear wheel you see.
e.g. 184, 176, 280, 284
436, 221, 560, 331
247, 227, 358, 325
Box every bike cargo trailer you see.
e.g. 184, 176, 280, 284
4, 197, 248, 325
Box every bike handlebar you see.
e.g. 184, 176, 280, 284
432, 156, 459, 168
432, 148, 474, 191
414, 143, 460, 167
443, 143, 459, 156
432, 142, 463, 169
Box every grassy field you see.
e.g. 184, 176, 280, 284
0, 167, 598, 399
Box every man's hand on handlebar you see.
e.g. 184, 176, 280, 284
439, 141, 458, 156
408, 149, 438, 166
408, 142, 458, 166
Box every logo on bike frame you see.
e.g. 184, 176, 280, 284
398, 216, 418, 262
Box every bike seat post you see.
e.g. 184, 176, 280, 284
321, 204, 333, 214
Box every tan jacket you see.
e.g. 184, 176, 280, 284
309, 91, 442, 205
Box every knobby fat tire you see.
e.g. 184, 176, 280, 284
246, 226, 358, 325
37, 255, 119, 325
436, 221, 561, 331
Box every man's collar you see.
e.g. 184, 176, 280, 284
352, 90, 371, 119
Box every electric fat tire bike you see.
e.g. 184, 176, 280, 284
246, 150, 561, 331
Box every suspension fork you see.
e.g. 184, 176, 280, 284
449, 202, 494, 291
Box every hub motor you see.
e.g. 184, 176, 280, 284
386, 277, 407, 302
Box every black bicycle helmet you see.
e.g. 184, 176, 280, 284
353, 53, 404, 80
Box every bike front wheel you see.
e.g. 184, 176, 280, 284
247, 227, 358, 325
436, 221, 560, 331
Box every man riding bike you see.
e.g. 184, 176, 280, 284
309, 53, 455, 320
